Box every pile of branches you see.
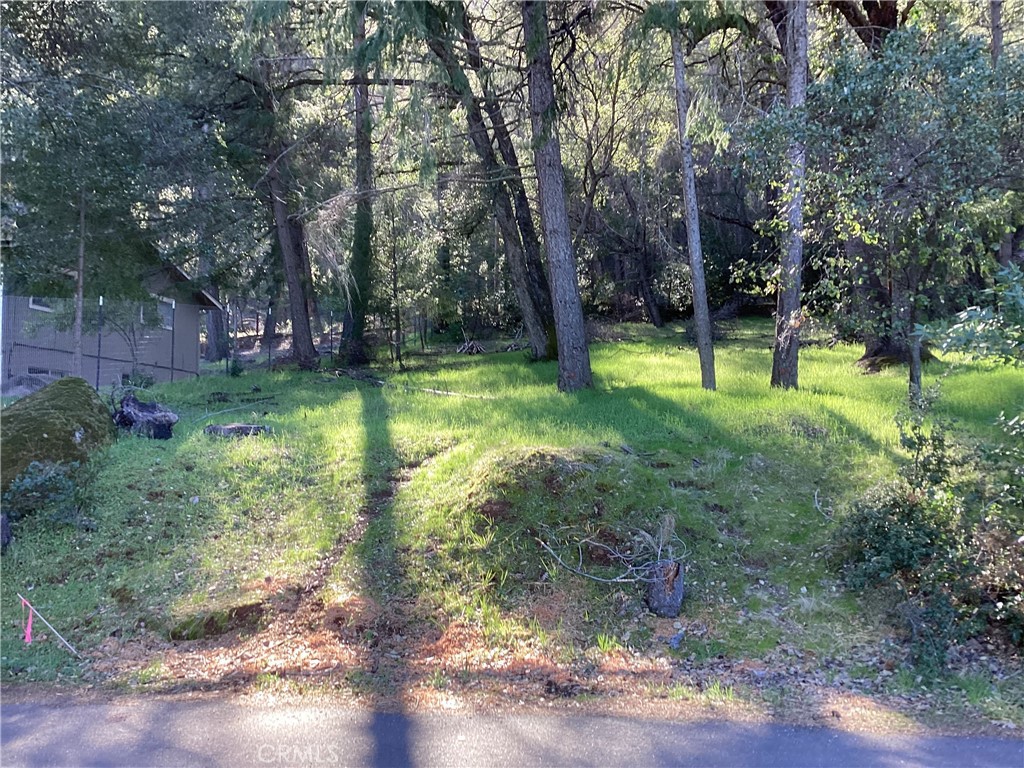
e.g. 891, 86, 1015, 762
457, 340, 487, 354
538, 514, 688, 585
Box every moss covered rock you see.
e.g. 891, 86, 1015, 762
1, 377, 115, 492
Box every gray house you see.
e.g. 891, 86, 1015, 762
1, 265, 221, 394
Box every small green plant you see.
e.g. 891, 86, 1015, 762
954, 673, 993, 706
121, 369, 155, 389
228, 358, 244, 377
135, 659, 168, 686
255, 672, 281, 690
703, 679, 735, 703
665, 683, 697, 700
595, 632, 622, 653
428, 668, 450, 690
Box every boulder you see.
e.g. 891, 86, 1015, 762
645, 559, 685, 618
0, 377, 115, 492
114, 394, 179, 439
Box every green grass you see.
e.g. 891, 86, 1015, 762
1, 318, 1020, 699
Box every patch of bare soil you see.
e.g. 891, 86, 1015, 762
77, 598, 1023, 738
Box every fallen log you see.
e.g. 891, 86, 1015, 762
204, 424, 271, 438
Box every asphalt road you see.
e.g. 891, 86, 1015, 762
1, 699, 1022, 767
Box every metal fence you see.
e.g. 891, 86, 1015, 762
1, 294, 199, 397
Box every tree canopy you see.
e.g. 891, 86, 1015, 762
3, 0, 1021, 395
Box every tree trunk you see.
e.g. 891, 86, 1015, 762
825, 1, 909, 359
266, 158, 318, 370
194, 182, 228, 363
342, 1, 374, 366
423, 22, 552, 360
671, 28, 716, 390
291, 217, 322, 335
990, 0, 1016, 268
71, 190, 86, 379
199, 246, 228, 362
770, 1, 808, 390
908, 305, 923, 401
490, 111, 558, 359
262, 249, 284, 352
522, 0, 592, 392
204, 292, 229, 363
390, 209, 402, 369
263, 298, 278, 350
638, 242, 664, 329
460, 7, 557, 357
991, 0, 1003, 66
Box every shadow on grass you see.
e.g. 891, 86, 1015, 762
355, 383, 412, 765
5, 346, 1012, 732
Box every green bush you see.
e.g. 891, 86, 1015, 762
1, 460, 95, 529
835, 398, 1024, 671
838, 481, 962, 590
970, 411, 1024, 643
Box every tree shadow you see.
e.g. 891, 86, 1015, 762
354, 383, 413, 767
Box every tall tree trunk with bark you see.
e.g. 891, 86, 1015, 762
991, 0, 1004, 66
267, 157, 318, 370
194, 182, 228, 362
262, 241, 285, 352
459, 10, 557, 357
203, 286, 229, 363
421, 7, 554, 360
638, 240, 664, 329
908, 300, 923, 400
671, 28, 716, 390
199, 242, 228, 362
342, 0, 374, 365
291, 218, 322, 335
522, 0, 592, 391
71, 189, 86, 378
389, 206, 403, 369
825, 0, 916, 362
770, 0, 808, 390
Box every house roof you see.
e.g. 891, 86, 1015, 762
143, 265, 224, 311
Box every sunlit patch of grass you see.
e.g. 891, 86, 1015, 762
938, 672, 1024, 726
703, 679, 736, 703
133, 658, 168, 686
651, 678, 737, 706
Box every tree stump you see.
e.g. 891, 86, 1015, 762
645, 559, 685, 618
114, 394, 179, 439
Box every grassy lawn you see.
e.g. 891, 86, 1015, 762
2, 319, 1021, 728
